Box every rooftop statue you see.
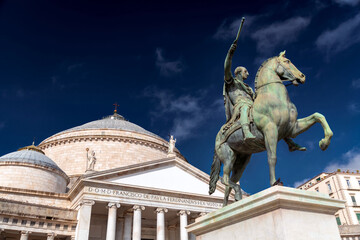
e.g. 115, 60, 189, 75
209, 18, 333, 206
86, 148, 96, 172
168, 135, 176, 156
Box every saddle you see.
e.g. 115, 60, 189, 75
221, 106, 254, 142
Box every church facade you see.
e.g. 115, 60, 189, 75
0, 112, 229, 240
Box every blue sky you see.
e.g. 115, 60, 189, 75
0, 0, 359, 194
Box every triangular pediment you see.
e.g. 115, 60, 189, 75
84, 157, 225, 197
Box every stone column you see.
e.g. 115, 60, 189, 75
75, 200, 95, 240
155, 208, 168, 240
47, 232, 56, 240
20, 231, 30, 240
123, 213, 133, 240
168, 225, 176, 240
0, 229, 5, 240
132, 205, 145, 240
106, 202, 121, 240
178, 210, 190, 240
116, 217, 124, 240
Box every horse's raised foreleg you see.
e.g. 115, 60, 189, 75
263, 123, 278, 186
291, 112, 333, 151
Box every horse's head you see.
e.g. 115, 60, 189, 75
276, 51, 306, 86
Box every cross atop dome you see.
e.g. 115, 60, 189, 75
113, 102, 120, 114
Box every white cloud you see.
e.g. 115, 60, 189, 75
67, 63, 84, 73
143, 87, 223, 140
324, 148, 360, 172
348, 102, 360, 113
16, 89, 25, 98
316, 13, 360, 56
352, 79, 360, 89
169, 95, 201, 113
155, 48, 183, 77
333, 0, 360, 6
305, 140, 317, 150
213, 15, 259, 41
251, 17, 311, 56
293, 177, 311, 188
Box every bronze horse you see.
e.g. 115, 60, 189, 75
209, 51, 333, 206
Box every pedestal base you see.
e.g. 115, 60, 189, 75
187, 186, 345, 240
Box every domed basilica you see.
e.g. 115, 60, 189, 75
0, 110, 227, 240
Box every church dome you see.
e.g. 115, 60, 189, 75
60, 113, 160, 138
0, 144, 69, 193
0, 146, 62, 171
39, 112, 184, 176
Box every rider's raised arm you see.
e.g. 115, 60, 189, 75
224, 44, 236, 82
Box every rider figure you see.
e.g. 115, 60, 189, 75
223, 43, 255, 141
222, 43, 306, 152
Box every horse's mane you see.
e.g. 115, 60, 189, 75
254, 56, 277, 93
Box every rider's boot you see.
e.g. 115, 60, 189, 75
243, 124, 256, 141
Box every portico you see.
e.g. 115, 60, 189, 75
77, 201, 207, 240
70, 157, 225, 240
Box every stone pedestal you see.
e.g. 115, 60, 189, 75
187, 186, 345, 240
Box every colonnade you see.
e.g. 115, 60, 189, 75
18, 231, 61, 240
75, 200, 200, 240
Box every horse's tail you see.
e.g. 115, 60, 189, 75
209, 151, 221, 195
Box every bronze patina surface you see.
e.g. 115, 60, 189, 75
209, 18, 333, 206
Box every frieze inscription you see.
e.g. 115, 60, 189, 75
86, 187, 222, 208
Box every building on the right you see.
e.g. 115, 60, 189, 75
297, 170, 360, 240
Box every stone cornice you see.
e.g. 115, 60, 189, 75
40, 127, 164, 144
78, 179, 224, 203
0, 186, 69, 199
0, 198, 76, 221
0, 161, 69, 183
38, 133, 184, 160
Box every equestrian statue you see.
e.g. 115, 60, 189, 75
209, 18, 333, 206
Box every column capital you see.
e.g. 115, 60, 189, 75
168, 224, 177, 230
124, 211, 133, 216
198, 212, 207, 217
107, 202, 121, 209
80, 200, 95, 206
21, 231, 31, 235
47, 232, 56, 240
155, 208, 168, 214
177, 210, 190, 216
133, 205, 145, 211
